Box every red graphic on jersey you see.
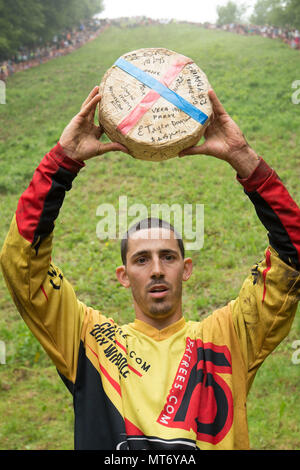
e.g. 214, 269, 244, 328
157, 338, 233, 445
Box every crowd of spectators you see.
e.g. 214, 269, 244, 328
200, 21, 300, 50
1, 16, 299, 82
107, 16, 162, 28
0, 18, 109, 82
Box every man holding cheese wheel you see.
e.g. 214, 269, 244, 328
1, 86, 299, 450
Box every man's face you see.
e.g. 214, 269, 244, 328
116, 227, 192, 326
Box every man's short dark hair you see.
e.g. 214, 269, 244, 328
121, 217, 185, 265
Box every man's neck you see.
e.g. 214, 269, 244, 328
134, 310, 183, 331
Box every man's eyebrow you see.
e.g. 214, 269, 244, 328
159, 249, 179, 255
130, 250, 149, 260
130, 248, 179, 259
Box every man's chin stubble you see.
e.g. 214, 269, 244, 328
149, 302, 173, 316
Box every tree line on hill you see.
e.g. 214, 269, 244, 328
217, 0, 300, 29
1, 0, 300, 63
0, 0, 103, 60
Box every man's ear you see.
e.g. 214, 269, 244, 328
183, 257, 193, 281
116, 265, 131, 288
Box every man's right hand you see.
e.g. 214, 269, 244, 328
59, 86, 128, 162
179, 89, 260, 178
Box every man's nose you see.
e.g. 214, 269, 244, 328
150, 257, 164, 278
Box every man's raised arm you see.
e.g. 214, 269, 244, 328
0, 87, 128, 383
180, 90, 300, 389
180, 88, 300, 269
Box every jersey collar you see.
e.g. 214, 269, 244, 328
130, 316, 186, 341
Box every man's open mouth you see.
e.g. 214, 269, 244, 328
148, 285, 169, 298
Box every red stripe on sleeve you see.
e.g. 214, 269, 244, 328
40, 284, 49, 301
51, 142, 85, 173
15, 144, 84, 244
238, 157, 300, 265
16, 153, 60, 243
237, 157, 272, 193
262, 248, 271, 303
257, 172, 300, 264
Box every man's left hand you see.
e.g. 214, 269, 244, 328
59, 86, 128, 162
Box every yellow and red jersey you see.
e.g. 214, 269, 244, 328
1, 143, 300, 450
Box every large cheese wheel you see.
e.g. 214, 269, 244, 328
98, 48, 212, 162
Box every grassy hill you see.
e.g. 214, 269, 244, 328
0, 22, 299, 450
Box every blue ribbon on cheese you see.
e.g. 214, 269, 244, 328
114, 57, 209, 125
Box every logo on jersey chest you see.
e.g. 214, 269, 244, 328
157, 337, 233, 445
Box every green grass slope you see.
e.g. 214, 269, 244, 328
0, 23, 299, 450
